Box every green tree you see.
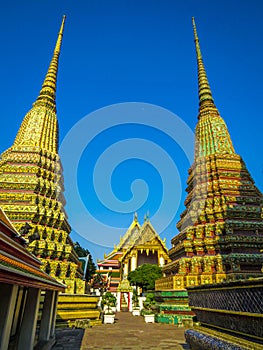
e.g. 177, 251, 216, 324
128, 264, 162, 292
74, 242, 96, 282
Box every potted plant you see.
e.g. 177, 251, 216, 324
101, 291, 117, 324
142, 293, 157, 323
132, 289, 140, 316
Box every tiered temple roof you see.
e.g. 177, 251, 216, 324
98, 215, 170, 292
156, 18, 263, 291
0, 17, 84, 293
116, 213, 141, 251
121, 219, 169, 263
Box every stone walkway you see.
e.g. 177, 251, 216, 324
52, 312, 190, 350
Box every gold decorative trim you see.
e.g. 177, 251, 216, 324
192, 306, 263, 318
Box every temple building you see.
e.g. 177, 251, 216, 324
0, 17, 84, 293
156, 18, 263, 291
97, 214, 170, 292
0, 207, 65, 350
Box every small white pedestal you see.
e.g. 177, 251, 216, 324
104, 314, 115, 324
144, 314, 155, 323
132, 308, 140, 316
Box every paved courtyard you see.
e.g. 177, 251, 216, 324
52, 312, 190, 350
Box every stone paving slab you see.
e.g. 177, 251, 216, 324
52, 312, 190, 350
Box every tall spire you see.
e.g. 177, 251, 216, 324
192, 17, 235, 157
192, 17, 215, 110
12, 16, 66, 152
156, 19, 263, 292
34, 15, 66, 111
0, 16, 85, 293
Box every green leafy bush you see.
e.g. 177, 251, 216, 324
101, 292, 117, 314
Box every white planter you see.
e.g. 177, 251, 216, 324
132, 308, 140, 316
144, 314, 155, 323
104, 314, 115, 324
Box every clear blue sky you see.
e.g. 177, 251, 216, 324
0, 1, 262, 262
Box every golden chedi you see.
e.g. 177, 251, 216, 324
156, 18, 263, 291
0, 17, 84, 293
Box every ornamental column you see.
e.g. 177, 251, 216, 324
123, 261, 128, 277
39, 290, 56, 341
131, 253, 137, 271
50, 291, 59, 338
0, 284, 18, 350
17, 287, 41, 350
159, 254, 165, 266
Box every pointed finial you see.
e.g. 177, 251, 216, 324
134, 212, 138, 222
192, 17, 215, 110
144, 211, 150, 222
147, 210, 150, 221
34, 15, 66, 110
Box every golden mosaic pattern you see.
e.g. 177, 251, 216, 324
0, 16, 84, 293
156, 19, 263, 291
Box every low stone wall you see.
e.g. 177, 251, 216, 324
185, 278, 263, 349
56, 294, 102, 327
185, 327, 262, 350
155, 290, 195, 326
